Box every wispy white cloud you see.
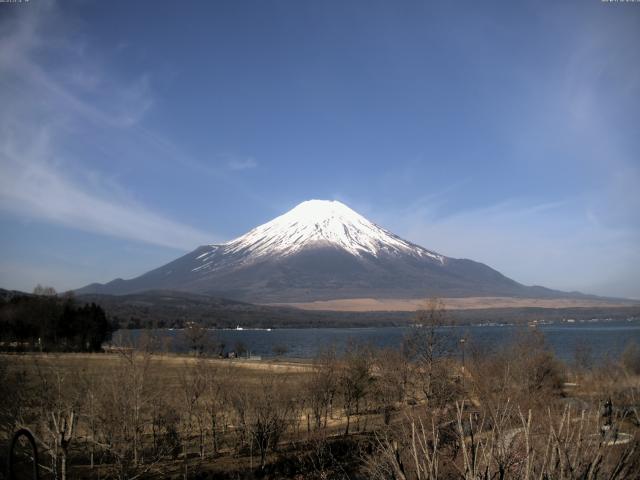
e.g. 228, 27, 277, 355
390, 196, 640, 299
226, 155, 258, 171
384, 6, 640, 300
0, 2, 154, 130
0, 0, 216, 250
0, 129, 215, 250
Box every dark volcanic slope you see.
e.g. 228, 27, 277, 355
77, 200, 596, 303
77, 244, 577, 303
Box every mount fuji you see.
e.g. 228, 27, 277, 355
77, 199, 584, 303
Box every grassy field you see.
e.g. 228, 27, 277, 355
2, 333, 640, 479
1, 351, 382, 479
1, 352, 314, 401
270, 295, 639, 312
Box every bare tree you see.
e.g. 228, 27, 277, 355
201, 361, 230, 455
405, 298, 453, 407
94, 346, 157, 479
0, 356, 30, 441
33, 284, 57, 296
79, 370, 100, 470
622, 341, 640, 375
231, 374, 296, 470
178, 359, 207, 469
573, 340, 594, 373
306, 346, 339, 431
234, 340, 248, 358
467, 329, 564, 415
183, 323, 214, 356
369, 397, 640, 480
338, 341, 373, 435
374, 347, 411, 425
150, 393, 181, 460
32, 357, 85, 480
367, 415, 440, 480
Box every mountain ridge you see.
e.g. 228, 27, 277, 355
77, 199, 604, 303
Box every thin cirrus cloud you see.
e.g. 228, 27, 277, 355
0, 1, 218, 251
227, 156, 258, 171
0, 132, 215, 250
395, 197, 640, 299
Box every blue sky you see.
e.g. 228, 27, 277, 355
0, 0, 639, 298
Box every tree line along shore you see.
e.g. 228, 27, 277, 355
2, 287, 638, 337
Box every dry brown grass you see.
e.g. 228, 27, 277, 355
2, 337, 639, 480
268, 296, 635, 312
0, 352, 312, 393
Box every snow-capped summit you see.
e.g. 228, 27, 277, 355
78, 199, 574, 303
219, 199, 444, 262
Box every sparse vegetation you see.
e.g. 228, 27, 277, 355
1, 299, 639, 479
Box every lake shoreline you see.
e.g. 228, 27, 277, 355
112, 319, 640, 363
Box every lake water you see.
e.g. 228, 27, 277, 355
114, 319, 640, 363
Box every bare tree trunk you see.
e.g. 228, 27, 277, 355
51, 410, 76, 480
133, 401, 139, 465
52, 435, 58, 479
211, 416, 218, 454
183, 442, 188, 480
61, 452, 66, 480
89, 392, 95, 469
344, 410, 350, 436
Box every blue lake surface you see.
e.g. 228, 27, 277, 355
114, 319, 640, 363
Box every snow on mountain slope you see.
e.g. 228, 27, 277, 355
77, 199, 594, 303
193, 200, 444, 272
